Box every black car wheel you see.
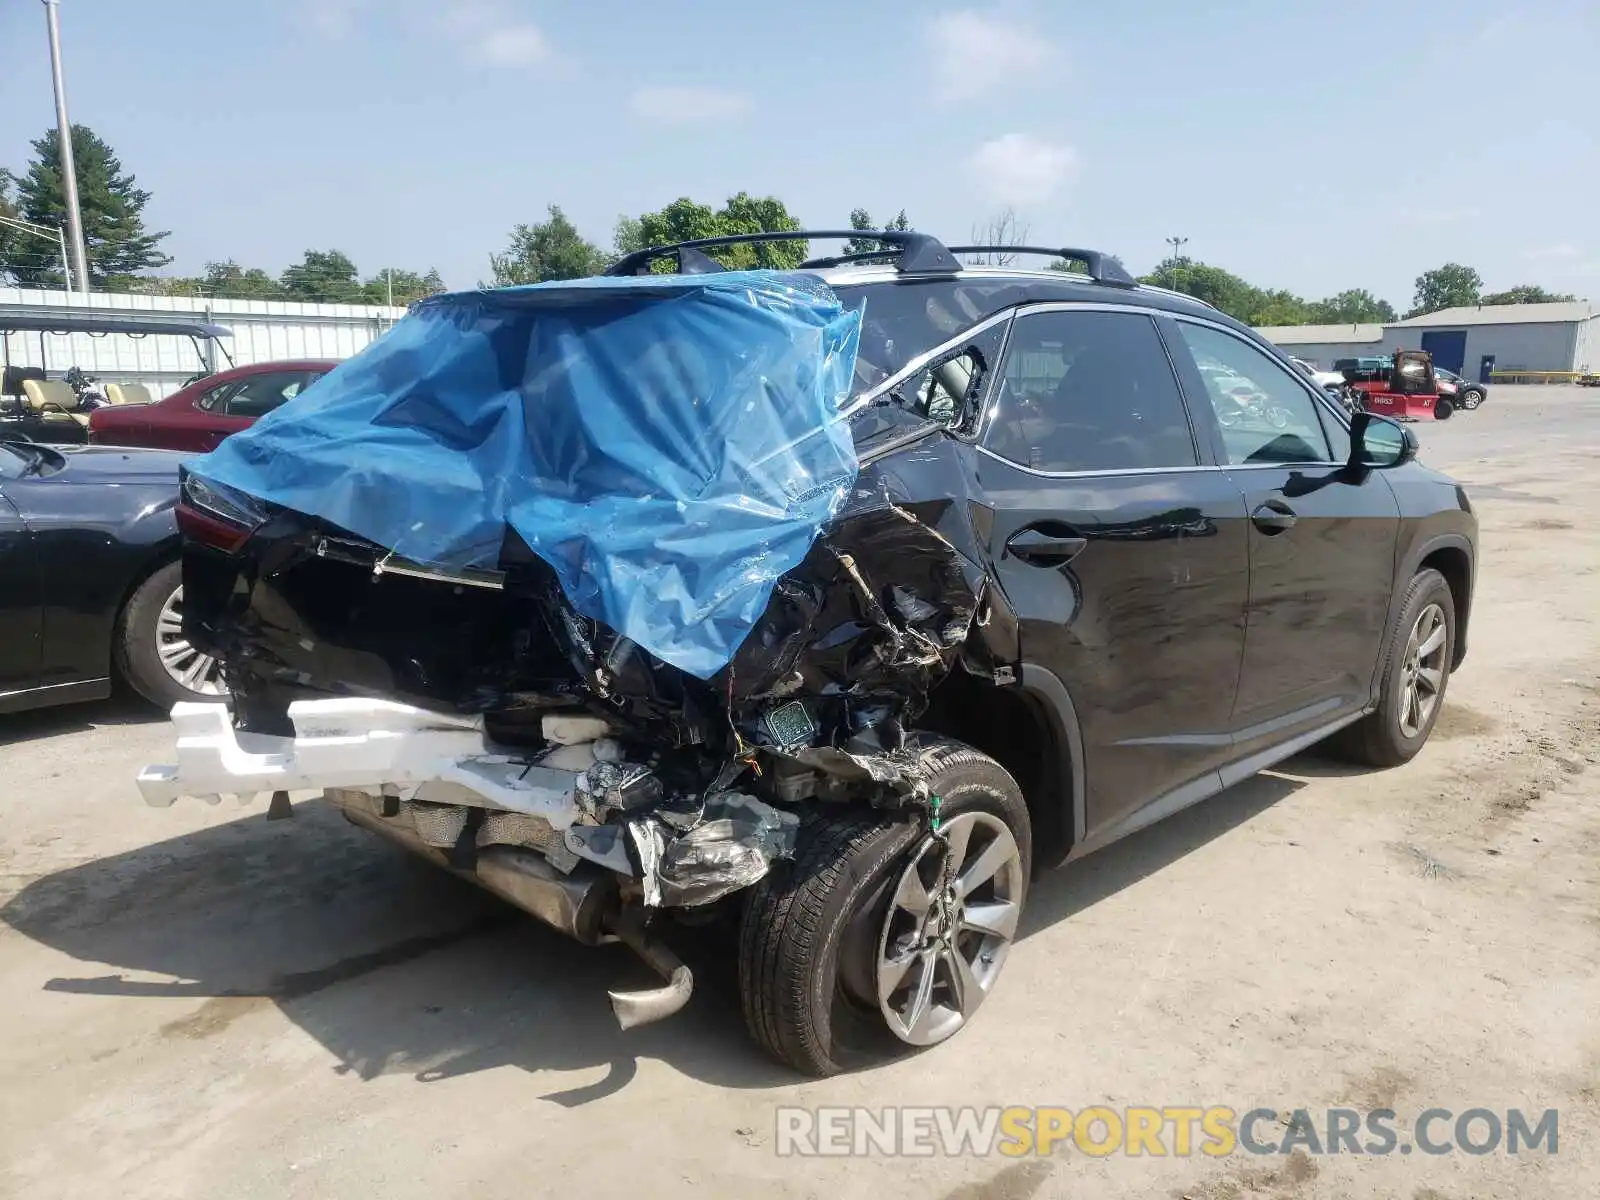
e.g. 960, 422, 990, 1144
1433, 397, 1455, 420
1460, 388, 1484, 409
738, 736, 1032, 1076
115, 561, 228, 709
1334, 567, 1455, 768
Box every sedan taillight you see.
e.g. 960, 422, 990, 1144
176, 469, 268, 553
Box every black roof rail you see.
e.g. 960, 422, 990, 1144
946, 246, 1138, 288
605, 230, 963, 277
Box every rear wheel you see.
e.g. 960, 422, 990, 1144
115, 561, 227, 709
1433, 397, 1455, 420
1334, 568, 1455, 767
738, 737, 1031, 1076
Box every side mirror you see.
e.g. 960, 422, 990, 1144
1349, 412, 1417, 469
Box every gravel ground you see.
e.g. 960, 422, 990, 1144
2, 386, 1597, 1200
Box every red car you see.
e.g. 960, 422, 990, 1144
88, 359, 338, 453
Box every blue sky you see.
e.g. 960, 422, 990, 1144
1, 0, 1595, 307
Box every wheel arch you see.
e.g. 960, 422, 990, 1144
917, 663, 1084, 871
1412, 537, 1474, 668
108, 536, 182, 681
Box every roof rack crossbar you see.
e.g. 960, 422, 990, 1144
605, 230, 962, 278
946, 246, 1138, 288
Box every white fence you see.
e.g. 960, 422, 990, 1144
0, 287, 408, 399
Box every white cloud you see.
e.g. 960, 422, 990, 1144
967, 133, 1076, 206
926, 10, 1056, 101
474, 24, 550, 66
1524, 243, 1580, 261
630, 85, 752, 123
443, 3, 552, 68
1397, 205, 1480, 225
302, 0, 367, 39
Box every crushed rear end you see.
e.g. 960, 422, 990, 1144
140, 271, 1007, 1029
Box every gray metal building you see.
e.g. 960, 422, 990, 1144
1259, 302, 1600, 380
1381, 302, 1599, 379
1253, 323, 1384, 368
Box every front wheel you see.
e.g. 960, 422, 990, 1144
1460, 388, 1484, 409
738, 737, 1032, 1076
1433, 397, 1455, 420
115, 561, 228, 709
1333, 568, 1455, 767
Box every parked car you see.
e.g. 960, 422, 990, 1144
88, 359, 338, 452
0, 439, 225, 714
141, 231, 1478, 1076
1433, 366, 1488, 410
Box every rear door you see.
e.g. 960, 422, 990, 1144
975, 305, 1250, 844
0, 453, 43, 701
1166, 318, 1401, 762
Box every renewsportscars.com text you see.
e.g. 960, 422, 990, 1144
775, 1106, 1559, 1158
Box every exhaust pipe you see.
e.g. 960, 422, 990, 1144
605, 908, 695, 1030
335, 796, 694, 1027
339, 801, 611, 944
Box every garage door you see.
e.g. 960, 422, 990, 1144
1420, 329, 1467, 374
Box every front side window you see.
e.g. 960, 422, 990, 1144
982, 309, 1197, 473
1175, 323, 1333, 465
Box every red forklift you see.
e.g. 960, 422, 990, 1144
1341, 349, 1454, 421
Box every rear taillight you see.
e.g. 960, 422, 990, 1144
176, 469, 268, 553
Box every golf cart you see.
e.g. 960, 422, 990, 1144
0, 308, 233, 444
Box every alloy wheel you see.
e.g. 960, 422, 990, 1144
875, 810, 1024, 1047
156, 585, 226, 696
1398, 602, 1447, 738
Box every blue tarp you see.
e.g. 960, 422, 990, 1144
191, 271, 862, 679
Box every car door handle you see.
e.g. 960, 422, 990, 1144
1006, 525, 1088, 566
1250, 501, 1297, 533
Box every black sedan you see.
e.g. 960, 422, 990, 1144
1434, 367, 1488, 410
0, 439, 223, 715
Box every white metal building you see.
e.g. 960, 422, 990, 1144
1381, 302, 1599, 379
1252, 323, 1385, 368
0, 287, 407, 399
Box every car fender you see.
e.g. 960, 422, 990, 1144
1019, 663, 1088, 859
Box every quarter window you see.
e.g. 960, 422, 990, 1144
983, 309, 1197, 473
1175, 324, 1333, 465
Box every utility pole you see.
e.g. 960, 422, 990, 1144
1165, 236, 1189, 291
0, 213, 72, 291
42, 0, 91, 294
386, 267, 394, 307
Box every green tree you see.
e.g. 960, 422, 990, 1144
280, 249, 364, 303
200, 259, 287, 299
363, 267, 446, 305
1407, 263, 1482, 318
488, 206, 606, 285
1306, 288, 1397, 324
627, 193, 806, 270
1481, 284, 1576, 306
846, 207, 911, 256
14, 124, 171, 287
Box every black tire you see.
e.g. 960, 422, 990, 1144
1334, 568, 1456, 768
1461, 388, 1484, 409
738, 736, 1032, 1077
1433, 397, 1454, 420
114, 561, 218, 709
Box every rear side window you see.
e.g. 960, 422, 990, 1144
199, 371, 314, 418
836, 280, 1019, 393
982, 309, 1198, 473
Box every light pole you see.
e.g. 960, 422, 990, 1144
1165, 236, 1189, 291
42, 0, 91, 294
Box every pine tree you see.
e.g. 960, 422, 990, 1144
16, 124, 171, 287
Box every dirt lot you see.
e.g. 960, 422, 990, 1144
2, 386, 1597, 1200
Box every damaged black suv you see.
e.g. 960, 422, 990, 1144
141, 230, 1477, 1076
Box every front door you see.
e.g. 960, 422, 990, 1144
976, 306, 1250, 844
1166, 319, 1401, 752
0, 466, 43, 701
